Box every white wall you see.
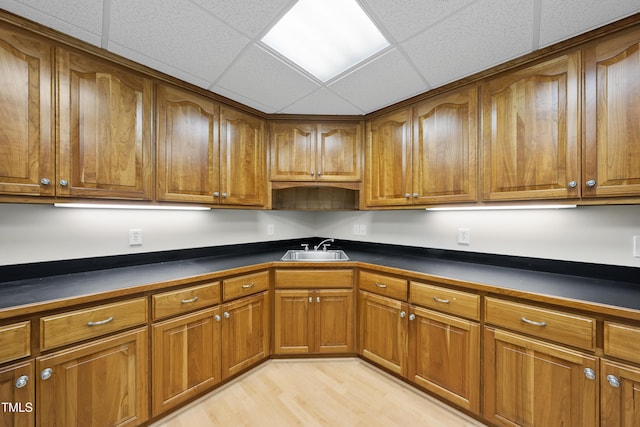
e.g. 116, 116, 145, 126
315, 205, 640, 268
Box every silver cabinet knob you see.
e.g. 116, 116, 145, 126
567, 181, 577, 188
308, 297, 313, 303
59, 179, 68, 187
404, 193, 411, 199
607, 374, 621, 388
222, 192, 227, 198
223, 311, 230, 319
317, 171, 322, 177
584, 368, 596, 380
310, 171, 315, 177
40, 178, 51, 185
412, 193, 419, 198
40, 368, 53, 381
400, 311, 406, 318
214, 314, 221, 322
214, 191, 220, 197
585, 179, 597, 188
408, 314, 416, 321
15, 375, 29, 388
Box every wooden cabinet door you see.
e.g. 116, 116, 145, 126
0, 360, 34, 427
36, 328, 148, 427
358, 291, 408, 376
156, 84, 219, 203
584, 26, 640, 198
0, 27, 54, 197
269, 122, 315, 181
57, 48, 152, 200
316, 122, 362, 181
221, 292, 269, 379
413, 85, 478, 204
365, 108, 413, 206
274, 290, 313, 354
315, 289, 354, 353
481, 52, 581, 201
483, 327, 598, 427
151, 307, 222, 417
408, 306, 480, 413
600, 358, 640, 427
220, 107, 267, 206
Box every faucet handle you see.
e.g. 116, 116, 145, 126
301, 243, 309, 251
322, 244, 330, 251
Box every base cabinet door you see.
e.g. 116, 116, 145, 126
151, 307, 222, 417
36, 328, 148, 427
358, 291, 408, 376
483, 327, 598, 427
408, 306, 480, 413
315, 289, 353, 353
221, 292, 269, 379
0, 360, 34, 427
274, 290, 313, 354
600, 358, 640, 426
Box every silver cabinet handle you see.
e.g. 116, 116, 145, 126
375, 282, 387, 288
433, 296, 450, 304
242, 283, 255, 289
585, 179, 597, 188
15, 375, 29, 389
59, 179, 69, 187
214, 191, 220, 197
521, 316, 546, 327
308, 297, 313, 303
607, 374, 621, 388
584, 368, 596, 380
223, 311, 230, 319
400, 311, 406, 318
408, 314, 416, 321
214, 314, 221, 322
40, 178, 51, 185
316, 296, 320, 303
181, 296, 199, 304
40, 368, 53, 381
87, 316, 114, 326
567, 180, 577, 188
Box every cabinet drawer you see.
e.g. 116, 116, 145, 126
274, 269, 353, 289
40, 297, 147, 350
359, 270, 407, 301
152, 281, 221, 320
0, 321, 30, 364
485, 297, 595, 350
223, 271, 269, 301
410, 282, 480, 320
604, 321, 640, 364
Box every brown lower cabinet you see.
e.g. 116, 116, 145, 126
0, 360, 34, 427
600, 359, 640, 426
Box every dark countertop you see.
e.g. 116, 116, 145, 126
1, 239, 639, 317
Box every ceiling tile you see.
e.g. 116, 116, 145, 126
190, 0, 294, 38
216, 45, 320, 112
108, 0, 249, 83
329, 49, 428, 113
402, 0, 533, 88
539, 0, 640, 47
281, 88, 364, 115
0, 0, 103, 46
211, 85, 278, 113
362, 0, 475, 42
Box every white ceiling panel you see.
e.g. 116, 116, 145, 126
402, 0, 534, 88
215, 45, 320, 112
329, 48, 428, 113
211, 84, 279, 113
539, 0, 640, 47
281, 88, 364, 115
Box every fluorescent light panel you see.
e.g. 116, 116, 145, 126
425, 205, 577, 211
54, 203, 211, 211
262, 0, 389, 81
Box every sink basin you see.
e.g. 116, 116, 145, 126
280, 249, 349, 261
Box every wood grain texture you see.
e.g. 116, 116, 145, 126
0, 321, 30, 364
222, 271, 269, 301
274, 269, 354, 289
0, 360, 34, 427
604, 321, 640, 364
359, 270, 408, 301
600, 358, 640, 427
152, 281, 221, 320
410, 281, 480, 321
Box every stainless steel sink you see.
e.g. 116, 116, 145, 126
280, 249, 349, 261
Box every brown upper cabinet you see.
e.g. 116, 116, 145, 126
269, 121, 362, 182
157, 84, 267, 207
57, 47, 153, 200
366, 85, 478, 207
0, 27, 54, 197
584, 25, 640, 199
481, 52, 581, 202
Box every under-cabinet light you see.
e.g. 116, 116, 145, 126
54, 203, 211, 211
425, 204, 577, 211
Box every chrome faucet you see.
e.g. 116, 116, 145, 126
314, 238, 334, 251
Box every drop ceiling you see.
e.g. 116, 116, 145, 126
1, 0, 639, 115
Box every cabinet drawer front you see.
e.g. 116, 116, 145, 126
410, 281, 480, 320
0, 321, 30, 364
152, 282, 221, 320
359, 271, 407, 301
41, 298, 147, 350
223, 271, 269, 301
604, 321, 640, 364
274, 269, 353, 288
485, 297, 595, 350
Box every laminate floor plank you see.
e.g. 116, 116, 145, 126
151, 358, 487, 427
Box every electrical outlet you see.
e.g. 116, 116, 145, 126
267, 224, 274, 235
353, 224, 360, 236
634, 236, 640, 257
129, 229, 143, 246
457, 228, 470, 245
359, 224, 367, 236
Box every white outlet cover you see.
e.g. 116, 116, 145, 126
267, 224, 275, 235
353, 224, 360, 235
634, 236, 640, 258
359, 224, 367, 236
457, 228, 470, 245
129, 229, 143, 246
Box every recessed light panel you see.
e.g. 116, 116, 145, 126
261, 0, 389, 82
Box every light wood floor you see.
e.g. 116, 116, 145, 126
151, 358, 487, 427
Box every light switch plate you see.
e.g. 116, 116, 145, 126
634, 236, 640, 257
